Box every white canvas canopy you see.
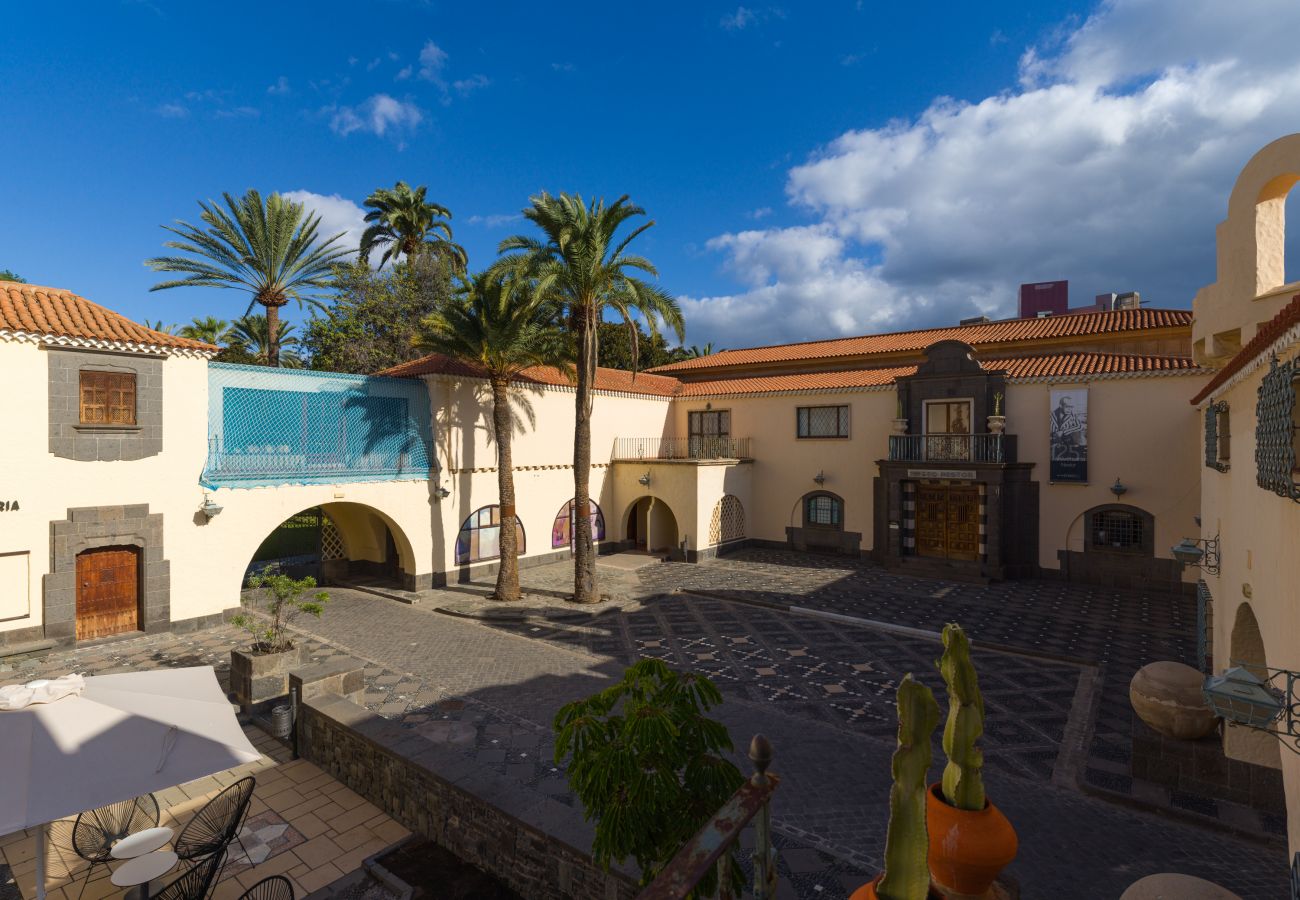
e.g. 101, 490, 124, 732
0, 666, 261, 899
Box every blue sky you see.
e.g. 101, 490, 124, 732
3, 0, 1300, 348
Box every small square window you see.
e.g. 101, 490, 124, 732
79, 371, 136, 426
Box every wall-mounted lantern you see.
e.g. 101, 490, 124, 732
1201, 664, 1300, 753
200, 494, 223, 520
638, 471, 652, 486
434, 485, 451, 500
1172, 534, 1221, 576
813, 471, 826, 486
1110, 477, 1128, 498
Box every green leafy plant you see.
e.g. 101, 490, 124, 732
232, 565, 329, 653
993, 392, 1004, 416
553, 659, 745, 894
878, 674, 940, 900
936, 622, 986, 811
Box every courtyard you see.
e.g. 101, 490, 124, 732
1, 550, 1285, 899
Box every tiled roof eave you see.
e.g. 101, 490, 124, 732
421, 371, 675, 401
0, 329, 219, 359
1191, 318, 1300, 406
679, 366, 1207, 400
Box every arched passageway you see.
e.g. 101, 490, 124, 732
248, 502, 416, 589
624, 497, 680, 558
1224, 602, 1282, 769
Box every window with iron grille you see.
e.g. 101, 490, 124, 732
1205, 401, 1230, 471
796, 405, 850, 438
1088, 509, 1145, 552
1255, 355, 1300, 500
79, 370, 137, 426
804, 492, 843, 529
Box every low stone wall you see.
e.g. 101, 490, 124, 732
1130, 717, 1285, 814
298, 694, 637, 900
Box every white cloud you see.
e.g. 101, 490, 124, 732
551, 62, 576, 73
417, 40, 448, 82
684, 0, 1300, 347
156, 103, 188, 118
267, 76, 290, 96
328, 94, 423, 138
748, 207, 773, 220
280, 190, 368, 262
467, 213, 522, 227
453, 74, 490, 96
720, 6, 756, 29
395, 65, 413, 81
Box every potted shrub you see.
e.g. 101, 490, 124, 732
228, 565, 329, 713
553, 658, 746, 895
851, 674, 943, 900
927, 623, 1018, 897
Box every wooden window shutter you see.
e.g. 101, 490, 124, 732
79, 371, 137, 426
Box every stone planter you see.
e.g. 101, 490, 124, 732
230, 644, 308, 714
891, 418, 909, 435
987, 415, 1007, 434
1129, 660, 1219, 740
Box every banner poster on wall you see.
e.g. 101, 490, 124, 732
1049, 387, 1088, 483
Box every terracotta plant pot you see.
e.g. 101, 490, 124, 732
926, 783, 1018, 897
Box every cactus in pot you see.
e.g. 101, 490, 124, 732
927, 622, 1018, 897
937, 622, 985, 811
876, 674, 941, 900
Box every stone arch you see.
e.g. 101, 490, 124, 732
623, 496, 681, 557
1225, 601, 1282, 769
246, 501, 419, 589
1223, 135, 1300, 296
708, 495, 746, 545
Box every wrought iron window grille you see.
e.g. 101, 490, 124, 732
1204, 400, 1230, 472
1195, 580, 1213, 674
1203, 661, 1300, 754
1255, 355, 1300, 500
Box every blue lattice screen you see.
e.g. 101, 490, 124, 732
202, 363, 432, 489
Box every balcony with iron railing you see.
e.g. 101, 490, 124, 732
888, 432, 1016, 464
612, 436, 753, 462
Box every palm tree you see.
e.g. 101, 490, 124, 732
227, 314, 304, 367
146, 190, 350, 366
359, 182, 466, 269
498, 193, 684, 604
684, 342, 717, 359
143, 319, 178, 334
180, 316, 232, 345
416, 270, 567, 601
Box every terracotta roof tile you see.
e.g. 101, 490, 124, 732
1190, 292, 1300, 404
678, 353, 1203, 397
651, 308, 1193, 373
0, 283, 217, 353
378, 353, 681, 397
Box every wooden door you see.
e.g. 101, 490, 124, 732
914, 485, 980, 561
945, 487, 980, 561
916, 485, 948, 558
76, 546, 140, 640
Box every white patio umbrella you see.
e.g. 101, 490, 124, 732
0, 666, 261, 899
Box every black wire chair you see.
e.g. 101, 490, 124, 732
70, 793, 160, 900
235, 875, 295, 900
151, 849, 227, 900
174, 776, 256, 865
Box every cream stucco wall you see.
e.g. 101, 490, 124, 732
1006, 375, 1206, 574
670, 390, 895, 548
0, 342, 213, 634
1198, 359, 1299, 851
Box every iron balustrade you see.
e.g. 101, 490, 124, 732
613, 436, 753, 461
637, 735, 778, 900
888, 432, 1014, 463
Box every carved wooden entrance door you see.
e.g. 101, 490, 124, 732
914, 485, 980, 561
76, 546, 140, 640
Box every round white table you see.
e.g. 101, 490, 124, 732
111, 849, 178, 900
111, 827, 175, 860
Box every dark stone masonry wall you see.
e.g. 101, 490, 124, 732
1130, 717, 1285, 814
47, 347, 164, 461
298, 694, 637, 900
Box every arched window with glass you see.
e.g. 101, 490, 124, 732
456, 505, 526, 564
552, 499, 606, 549
803, 492, 844, 530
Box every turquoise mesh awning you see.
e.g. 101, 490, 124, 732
202, 363, 432, 489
